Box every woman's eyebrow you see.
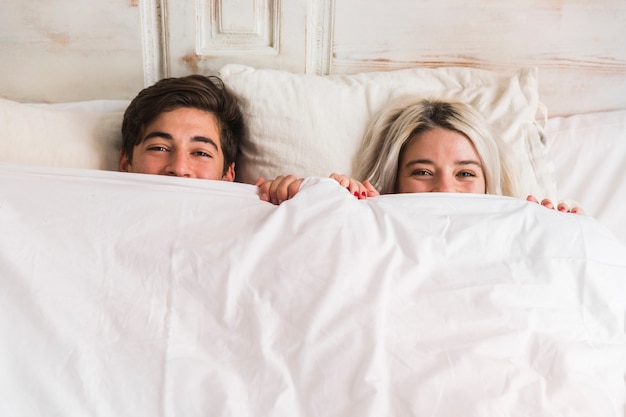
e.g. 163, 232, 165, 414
404, 159, 482, 168
456, 160, 482, 166
404, 158, 434, 167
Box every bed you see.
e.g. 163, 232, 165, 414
1, 1, 626, 416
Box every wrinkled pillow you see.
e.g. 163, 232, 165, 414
545, 110, 626, 243
219, 64, 556, 199
0, 98, 125, 171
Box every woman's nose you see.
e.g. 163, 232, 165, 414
432, 175, 455, 192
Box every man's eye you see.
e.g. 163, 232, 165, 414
194, 151, 212, 158
147, 146, 168, 152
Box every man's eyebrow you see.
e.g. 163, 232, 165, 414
143, 132, 219, 150
190, 136, 219, 151
144, 131, 173, 141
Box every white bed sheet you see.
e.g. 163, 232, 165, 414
1, 163, 625, 417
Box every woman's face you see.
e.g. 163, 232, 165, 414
396, 127, 486, 194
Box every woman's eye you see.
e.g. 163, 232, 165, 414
458, 171, 476, 178
411, 169, 431, 176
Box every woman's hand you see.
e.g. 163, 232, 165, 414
329, 173, 380, 199
526, 195, 584, 214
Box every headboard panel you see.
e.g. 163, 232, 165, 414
328, 0, 626, 117
1, 0, 625, 117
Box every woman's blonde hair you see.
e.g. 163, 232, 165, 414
354, 97, 517, 196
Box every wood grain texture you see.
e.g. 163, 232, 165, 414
0, 0, 624, 116
329, 0, 626, 116
0, 0, 145, 102
163, 0, 626, 115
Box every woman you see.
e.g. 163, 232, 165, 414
259, 97, 580, 213
353, 97, 579, 212
354, 97, 515, 196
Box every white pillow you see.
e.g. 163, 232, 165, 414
545, 110, 626, 244
0, 98, 125, 171
219, 64, 555, 199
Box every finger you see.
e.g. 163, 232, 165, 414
353, 180, 378, 199
267, 175, 287, 205
541, 199, 555, 210
557, 202, 570, 212
274, 175, 299, 204
526, 195, 539, 204
254, 177, 265, 187
359, 184, 368, 199
363, 180, 380, 197
346, 179, 367, 199
257, 180, 272, 202
347, 179, 361, 198
353, 181, 367, 199
273, 176, 292, 204
329, 172, 341, 182
330, 173, 350, 188
356, 180, 374, 199
287, 179, 303, 200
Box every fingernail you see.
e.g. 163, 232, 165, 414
361, 191, 366, 197
354, 191, 359, 197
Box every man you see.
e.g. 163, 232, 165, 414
119, 74, 375, 205
119, 75, 243, 182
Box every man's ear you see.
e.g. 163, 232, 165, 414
119, 150, 131, 172
222, 163, 235, 182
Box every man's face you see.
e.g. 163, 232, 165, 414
119, 107, 234, 181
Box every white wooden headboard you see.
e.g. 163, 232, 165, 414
1, 0, 625, 117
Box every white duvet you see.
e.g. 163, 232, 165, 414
1, 163, 625, 417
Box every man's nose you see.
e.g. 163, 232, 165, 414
164, 152, 191, 177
